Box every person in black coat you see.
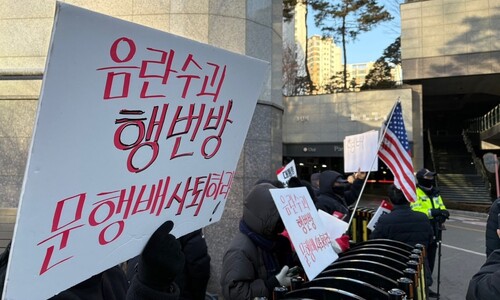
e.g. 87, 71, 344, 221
370, 184, 434, 288
127, 228, 211, 300
0, 220, 185, 300
176, 229, 211, 300
485, 198, 500, 257
466, 248, 500, 299
315, 170, 365, 218
370, 184, 434, 248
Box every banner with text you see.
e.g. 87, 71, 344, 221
3, 3, 269, 299
270, 187, 337, 280
343, 130, 379, 173
276, 160, 297, 186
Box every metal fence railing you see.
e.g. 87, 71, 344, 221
465, 104, 500, 133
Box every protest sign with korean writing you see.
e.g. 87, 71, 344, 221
343, 130, 379, 173
276, 160, 297, 186
3, 2, 269, 299
270, 187, 337, 280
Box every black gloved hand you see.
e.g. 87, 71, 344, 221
430, 209, 442, 218
138, 221, 185, 292
441, 209, 450, 219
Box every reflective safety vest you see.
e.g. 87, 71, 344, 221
410, 187, 447, 219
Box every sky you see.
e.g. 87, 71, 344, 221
306, 0, 401, 64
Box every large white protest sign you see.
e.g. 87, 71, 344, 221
344, 130, 379, 173
276, 160, 297, 186
270, 187, 337, 280
3, 3, 269, 299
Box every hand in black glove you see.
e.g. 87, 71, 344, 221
430, 209, 442, 218
138, 220, 185, 292
441, 209, 450, 219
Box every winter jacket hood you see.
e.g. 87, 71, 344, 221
318, 170, 344, 196
242, 183, 281, 239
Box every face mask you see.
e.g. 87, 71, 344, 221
418, 178, 434, 188
332, 183, 349, 195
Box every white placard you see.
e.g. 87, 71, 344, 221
318, 210, 349, 241
3, 3, 269, 299
343, 130, 379, 173
270, 187, 337, 280
366, 200, 393, 231
276, 160, 297, 186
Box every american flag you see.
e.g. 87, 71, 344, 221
378, 101, 416, 202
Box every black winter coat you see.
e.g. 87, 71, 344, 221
467, 249, 500, 300
486, 198, 500, 257
49, 265, 180, 300
126, 229, 210, 300
369, 205, 434, 249
176, 229, 211, 300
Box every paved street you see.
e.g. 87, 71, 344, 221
433, 210, 488, 300
358, 196, 490, 300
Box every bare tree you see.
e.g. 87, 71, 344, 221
282, 44, 300, 96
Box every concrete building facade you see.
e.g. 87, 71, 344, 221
283, 87, 424, 178
401, 0, 500, 139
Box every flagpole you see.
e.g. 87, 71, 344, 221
346, 98, 401, 230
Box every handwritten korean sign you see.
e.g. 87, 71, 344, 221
276, 160, 297, 187
270, 187, 337, 280
343, 130, 379, 173
3, 3, 269, 299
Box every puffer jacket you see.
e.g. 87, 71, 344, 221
369, 205, 434, 249
220, 183, 290, 300
176, 229, 211, 300
467, 249, 500, 300
486, 198, 500, 257
315, 170, 363, 217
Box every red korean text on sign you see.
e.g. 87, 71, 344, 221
297, 233, 331, 267
114, 105, 167, 173
98, 37, 139, 100
98, 37, 228, 102
296, 212, 317, 234
279, 193, 310, 216
113, 100, 234, 173
37, 171, 234, 275
37, 194, 86, 275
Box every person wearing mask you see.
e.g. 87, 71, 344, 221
315, 170, 365, 218
220, 183, 296, 299
485, 198, 500, 257
370, 184, 434, 288
410, 168, 450, 298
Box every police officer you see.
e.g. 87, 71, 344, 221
410, 168, 450, 298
